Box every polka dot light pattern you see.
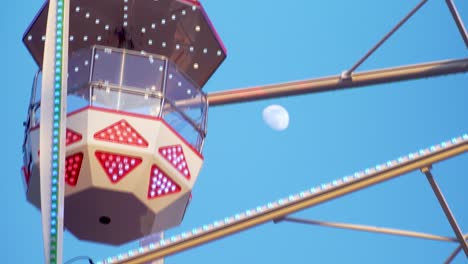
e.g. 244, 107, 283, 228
95, 151, 142, 183
66, 128, 82, 146
94, 119, 148, 147
147, 165, 181, 199
65, 153, 84, 186
159, 145, 191, 179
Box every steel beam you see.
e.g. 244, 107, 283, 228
444, 234, 468, 264
345, 0, 428, 76
277, 216, 458, 243
422, 167, 468, 257
102, 136, 468, 264
446, 0, 468, 48
207, 58, 468, 106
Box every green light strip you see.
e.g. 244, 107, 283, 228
49, 0, 65, 263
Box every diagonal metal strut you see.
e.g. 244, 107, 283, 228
444, 234, 468, 264
421, 167, 468, 257
343, 0, 428, 76
275, 216, 459, 243
446, 0, 468, 48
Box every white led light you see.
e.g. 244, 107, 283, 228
74, 67, 79, 72
159, 66, 163, 72
27, 35, 32, 41
172, 14, 176, 20
95, 19, 100, 24
161, 19, 166, 24
177, 81, 182, 87
217, 50, 222, 56
151, 23, 156, 29
75, 6, 80, 12
187, 89, 192, 95
148, 39, 153, 45
203, 48, 208, 54
42, 35, 46, 41
192, 6, 197, 11
141, 27, 146, 33
105, 24, 110, 30
83, 35, 88, 41
195, 25, 200, 32
193, 63, 199, 69
97, 35, 102, 41
169, 74, 173, 79
124, 5, 128, 11
189, 46, 194, 52
123, 21, 128, 27
176, 44, 180, 50
124, 13, 128, 19
162, 42, 166, 47
85, 12, 90, 18
84, 60, 89, 66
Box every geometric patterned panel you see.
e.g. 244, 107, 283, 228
159, 145, 191, 180
65, 152, 84, 186
93, 119, 149, 147
147, 164, 181, 199
66, 128, 83, 146
95, 151, 142, 183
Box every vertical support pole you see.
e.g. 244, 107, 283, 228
421, 167, 468, 257
39, 0, 69, 263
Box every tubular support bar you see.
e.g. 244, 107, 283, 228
345, 0, 428, 75
277, 217, 459, 243
207, 58, 468, 106
446, 0, 468, 48
101, 135, 468, 264
422, 168, 468, 256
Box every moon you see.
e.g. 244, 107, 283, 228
262, 104, 290, 131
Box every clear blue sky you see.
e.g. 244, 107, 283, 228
3, 0, 468, 263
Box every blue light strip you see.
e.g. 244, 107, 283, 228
49, 0, 65, 262
98, 134, 468, 264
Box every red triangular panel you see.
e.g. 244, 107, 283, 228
22, 166, 31, 186
158, 145, 191, 180
65, 153, 84, 186
95, 151, 142, 183
93, 119, 149, 147
147, 164, 181, 199
66, 128, 82, 146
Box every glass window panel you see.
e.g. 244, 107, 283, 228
91, 86, 162, 116
164, 61, 207, 133
163, 109, 202, 151
173, 93, 207, 130
165, 62, 199, 102
122, 53, 164, 92
68, 47, 92, 92
34, 72, 42, 104
32, 105, 40, 127
91, 47, 123, 86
